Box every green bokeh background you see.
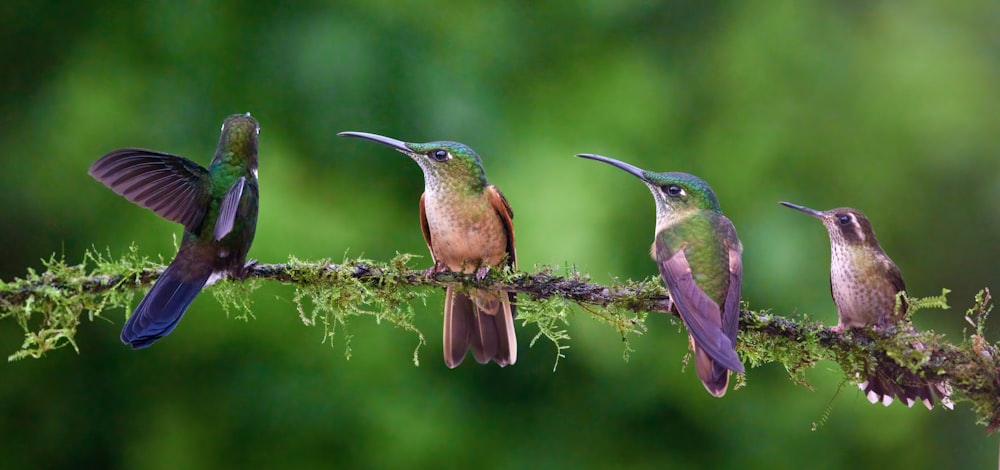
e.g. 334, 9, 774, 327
2, 1, 998, 468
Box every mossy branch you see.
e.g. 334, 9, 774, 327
1, 248, 998, 431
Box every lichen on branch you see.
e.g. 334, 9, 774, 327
1, 248, 997, 430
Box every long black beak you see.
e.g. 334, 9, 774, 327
576, 153, 648, 182
779, 201, 824, 219
338, 131, 411, 154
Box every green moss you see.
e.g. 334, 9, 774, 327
287, 254, 427, 364
738, 310, 827, 387
1, 248, 998, 430
0, 246, 156, 360
211, 277, 260, 322
516, 294, 571, 371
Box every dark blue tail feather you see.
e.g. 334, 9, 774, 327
121, 263, 210, 349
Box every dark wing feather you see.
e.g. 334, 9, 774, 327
214, 177, 245, 241
418, 193, 436, 263
654, 239, 744, 373
486, 185, 516, 269
89, 149, 211, 232
718, 218, 743, 349
486, 185, 518, 318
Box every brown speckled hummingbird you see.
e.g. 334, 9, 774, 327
89, 113, 260, 349
780, 202, 952, 409
578, 153, 744, 397
339, 131, 516, 368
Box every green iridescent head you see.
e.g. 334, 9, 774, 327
577, 153, 722, 220
339, 131, 488, 191
216, 112, 259, 168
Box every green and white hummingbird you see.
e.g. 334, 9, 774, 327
89, 113, 260, 349
780, 202, 951, 409
339, 131, 517, 368
578, 153, 744, 397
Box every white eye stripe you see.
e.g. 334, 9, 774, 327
851, 215, 867, 241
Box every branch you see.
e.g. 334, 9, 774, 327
1, 249, 998, 431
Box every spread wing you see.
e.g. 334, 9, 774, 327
485, 185, 516, 269
89, 149, 211, 232
214, 176, 245, 241
654, 238, 744, 373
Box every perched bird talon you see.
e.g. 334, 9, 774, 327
423, 262, 447, 278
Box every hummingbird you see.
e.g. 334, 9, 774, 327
577, 153, 744, 397
338, 131, 517, 368
89, 113, 260, 349
780, 202, 952, 409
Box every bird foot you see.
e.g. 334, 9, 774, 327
236, 259, 258, 280
424, 261, 448, 279
830, 325, 844, 333
474, 265, 491, 281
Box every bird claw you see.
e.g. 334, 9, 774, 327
830, 325, 844, 333
474, 265, 491, 281
235, 259, 258, 280
424, 261, 448, 278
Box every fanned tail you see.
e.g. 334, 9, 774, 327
859, 368, 953, 410
443, 288, 517, 368
121, 259, 211, 349
472, 290, 517, 367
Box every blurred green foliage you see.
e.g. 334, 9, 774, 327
1, 1, 998, 468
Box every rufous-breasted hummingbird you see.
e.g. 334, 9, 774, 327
339, 131, 516, 368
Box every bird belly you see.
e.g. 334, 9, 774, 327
830, 267, 895, 329
424, 196, 507, 273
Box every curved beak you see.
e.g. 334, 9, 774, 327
779, 201, 824, 219
576, 153, 648, 183
338, 131, 412, 154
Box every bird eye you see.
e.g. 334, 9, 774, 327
429, 150, 450, 162
837, 214, 852, 225
663, 184, 685, 197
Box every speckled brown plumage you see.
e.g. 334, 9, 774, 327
781, 202, 951, 409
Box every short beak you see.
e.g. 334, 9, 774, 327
779, 201, 825, 219
338, 131, 412, 154
576, 153, 649, 183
